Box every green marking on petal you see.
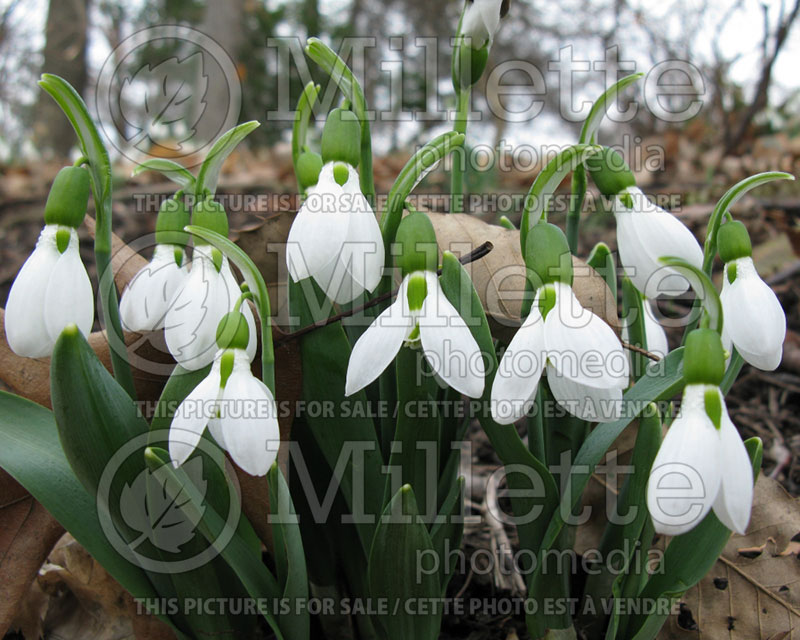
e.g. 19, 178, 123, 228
406, 272, 428, 311
704, 387, 723, 430
726, 262, 738, 285
55, 228, 71, 254
619, 191, 634, 209
174, 247, 184, 268
219, 350, 235, 389
538, 284, 557, 320
211, 248, 223, 273
333, 162, 350, 187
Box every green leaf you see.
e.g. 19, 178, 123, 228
38, 73, 134, 398
429, 476, 465, 595
132, 158, 196, 190
194, 121, 260, 198
525, 348, 686, 639
0, 392, 175, 631
185, 225, 275, 391
520, 143, 602, 249
305, 38, 374, 200
625, 438, 763, 640
368, 485, 442, 640
702, 172, 794, 274
288, 278, 384, 554
145, 447, 286, 638
621, 276, 649, 380
268, 463, 311, 640
579, 73, 644, 144
380, 131, 465, 260
438, 252, 560, 568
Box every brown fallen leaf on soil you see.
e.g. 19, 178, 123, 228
660, 476, 800, 639
0, 470, 65, 638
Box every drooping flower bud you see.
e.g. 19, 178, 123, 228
585, 147, 636, 201
524, 222, 574, 287
321, 108, 362, 168
44, 166, 91, 229
215, 310, 251, 351
395, 211, 439, 276
452, 40, 489, 92
155, 197, 191, 249
683, 328, 726, 386
191, 199, 229, 242
296, 150, 324, 191
717, 220, 752, 263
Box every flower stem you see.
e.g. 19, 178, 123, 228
565, 165, 587, 254
450, 87, 471, 214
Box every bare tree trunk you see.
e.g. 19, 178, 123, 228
33, 0, 90, 159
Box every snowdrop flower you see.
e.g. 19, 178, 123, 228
286, 161, 384, 304
647, 329, 753, 536
621, 298, 669, 360
587, 148, 702, 298
120, 244, 188, 331
460, 0, 509, 47
5, 225, 94, 358
5, 167, 94, 358
718, 220, 785, 371
492, 223, 629, 424
345, 212, 484, 398
169, 312, 279, 476
164, 199, 255, 370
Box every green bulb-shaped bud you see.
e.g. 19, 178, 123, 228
216, 311, 250, 351
395, 211, 438, 276
585, 147, 637, 200
452, 42, 489, 92
321, 108, 361, 168
44, 166, 91, 229
155, 196, 191, 247
683, 328, 726, 386
717, 220, 752, 263
191, 199, 229, 243
524, 222, 574, 287
296, 150, 323, 191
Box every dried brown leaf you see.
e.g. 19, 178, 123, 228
659, 476, 800, 639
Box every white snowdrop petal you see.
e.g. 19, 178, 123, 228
120, 246, 187, 332
713, 410, 754, 534
169, 368, 221, 467
5, 230, 60, 357
546, 366, 623, 423
44, 243, 94, 343
544, 283, 628, 389
419, 273, 485, 398
723, 260, 786, 370
219, 372, 280, 476
491, 307, 546, 425
345, 277, 414, 396
647, 386, 722, 536
643, 303, 669, 357
164, 252, 228, 370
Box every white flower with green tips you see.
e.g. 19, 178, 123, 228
120, 244, 188, 332
346, 269, 485, 398
718, 220, 785, 371
286, 161, 384, 304
647, 329, 754, 536
5, 224, 94, 358
169, 313, 279, 477
460, 0, 509, 47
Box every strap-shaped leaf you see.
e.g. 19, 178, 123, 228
368, 485, 441, 640
268, 463, 310, 640
429, 476, 465, 595
132, 158, 196, 190
194, 121, 260, 198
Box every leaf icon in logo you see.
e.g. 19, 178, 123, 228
120, 456, 207, 554
119, 52, 209, 151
